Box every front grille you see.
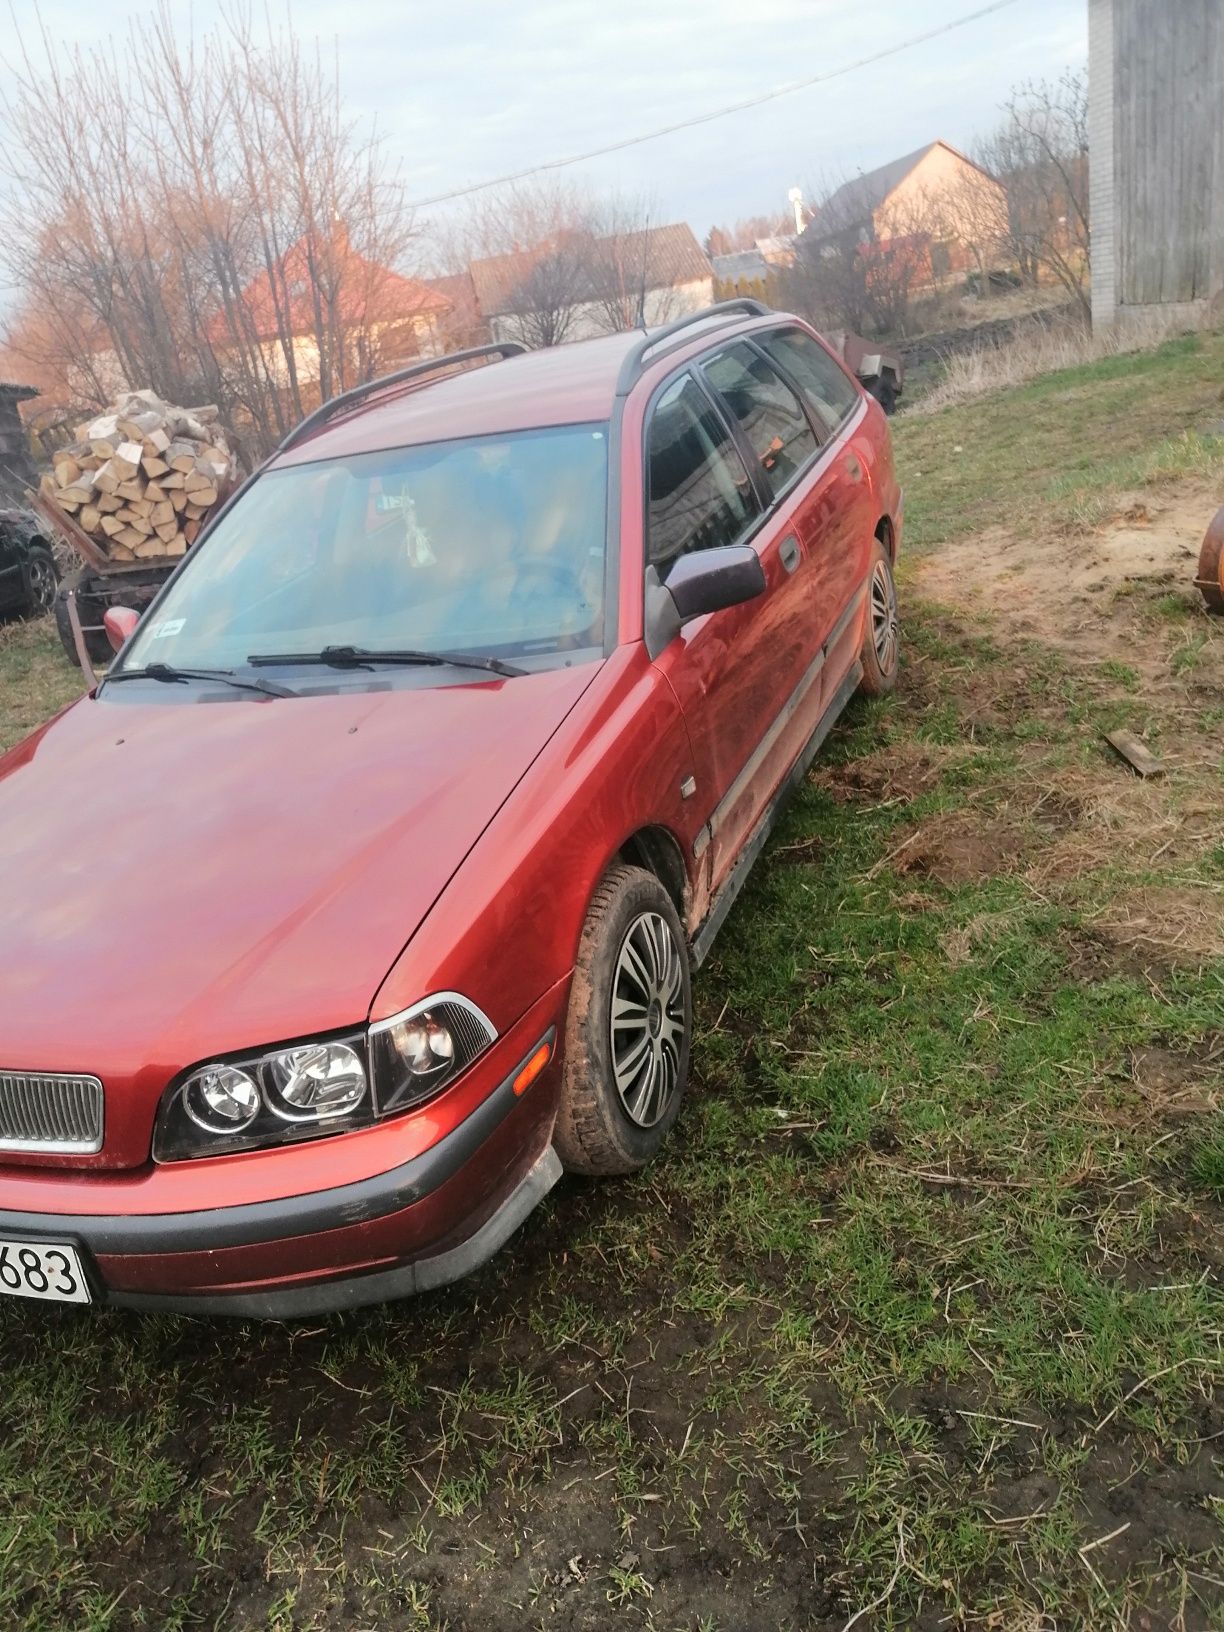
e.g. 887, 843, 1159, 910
0, 1073, 104, 1154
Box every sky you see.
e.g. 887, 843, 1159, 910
1, 0, 1086, 257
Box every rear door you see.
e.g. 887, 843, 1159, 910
0, 525, 22, 612
756, 326, 880, 691
646, 350, 823, 889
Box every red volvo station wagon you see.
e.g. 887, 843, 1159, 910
0, 301, 901, 1316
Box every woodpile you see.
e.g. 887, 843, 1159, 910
38, 391, 237, 563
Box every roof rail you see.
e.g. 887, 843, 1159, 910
614, 298, 771, 397
276, 340, 528, 454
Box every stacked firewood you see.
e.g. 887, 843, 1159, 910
39, 392, 236, 562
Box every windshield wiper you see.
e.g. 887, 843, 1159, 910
103, 662, 295, 699
246, 644, 526, 678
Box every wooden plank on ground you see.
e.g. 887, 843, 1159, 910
1105, 729, 1165, 778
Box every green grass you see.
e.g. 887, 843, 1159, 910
1, 340, 1222, 1629
0, 617, 84, 753
895, 330, 1224, 552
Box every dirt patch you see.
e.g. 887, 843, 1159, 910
813, 740, 965, 804
886, 810, 1031, 889
1062, 926, 1177, 988
911, 478, 1224, 695
1129, 1035, 1224, 1116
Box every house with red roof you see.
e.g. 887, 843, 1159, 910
209, 226, 452, 389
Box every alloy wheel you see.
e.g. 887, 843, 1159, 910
610, 910, 687, 1128
871, 558, 898, 675
27, 556, 57, 615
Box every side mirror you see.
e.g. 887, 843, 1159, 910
103, 606, 140, 654
643, 544, 767, 658
665, 544, 766, 620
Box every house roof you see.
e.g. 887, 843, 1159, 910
469, 222, 712, 317
468, 248, 539, 320
711, 249, 770, 283
818, 143, 941, 228
615, 223, 712, 288
755, 235, 799, 264
816, 140, 995, 231
425, 270, 480, 310
211, 230, 450, 345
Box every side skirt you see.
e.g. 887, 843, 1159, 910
690, 659, 863, 968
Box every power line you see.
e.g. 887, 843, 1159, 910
407, 0, 1023, 209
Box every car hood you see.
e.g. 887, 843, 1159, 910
0, 667, 597, 1082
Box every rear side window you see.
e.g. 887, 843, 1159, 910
701, 342, 819, 498
760, 328, 861, 431
646, 374, 759, 576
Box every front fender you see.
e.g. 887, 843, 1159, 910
370, 644, 703, 1039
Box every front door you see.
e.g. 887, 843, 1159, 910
644, 360, 822, 894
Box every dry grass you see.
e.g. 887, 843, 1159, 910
1091, 882, 1224, 971
0, 617, 84, 753
908, 307, 1211, 415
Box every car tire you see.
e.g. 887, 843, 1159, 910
858, 539, 900, 697
868, 374, 898, 415
54, 570, 112, 667
23, 544, 58, 618
553, 863, 691, 1176
1198, 507, 1224, 614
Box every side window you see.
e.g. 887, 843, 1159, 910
646, 374, 759, 577
759, 328, 861, 432
701, 342, 820, 499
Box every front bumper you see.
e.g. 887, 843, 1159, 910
0, 1004, 564, 1317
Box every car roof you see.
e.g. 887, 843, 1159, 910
273, 331, 642, 468
270, 310, 795, 468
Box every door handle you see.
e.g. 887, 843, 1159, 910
845, 453, 864, 483
779, 535, 800, 574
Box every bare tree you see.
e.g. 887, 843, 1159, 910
439, 178, 596, 350
0, 5, 419, 460
443, 181, 687, 348
582, 197, 690, 336
970, 71, 1090, 315
498, 239, 597, 348
781, 182, 935, 338
704, 214, 789, 256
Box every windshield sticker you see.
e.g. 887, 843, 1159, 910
150, 618, 186, 639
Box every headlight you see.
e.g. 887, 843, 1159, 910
266, 1043, 367, 1120
154, 995, 496, 1162
183, 1065, 261, 1133
368, 994, 496, 1115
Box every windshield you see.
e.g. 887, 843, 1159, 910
120, 423, 609, 673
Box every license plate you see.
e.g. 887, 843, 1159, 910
0, 1238, 91, 1304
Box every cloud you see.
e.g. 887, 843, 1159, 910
0, 0, 1087, 242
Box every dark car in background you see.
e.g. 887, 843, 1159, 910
0, 508, 58, 623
